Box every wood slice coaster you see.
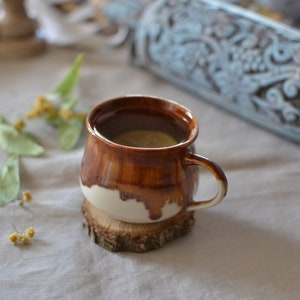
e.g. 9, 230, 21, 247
0, 37, 46, 59
82, 199, 195, 253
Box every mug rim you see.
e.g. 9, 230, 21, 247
86, 94, 199, 152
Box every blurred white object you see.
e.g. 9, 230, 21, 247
66, 3, 96, 23
28, 0, 129, 47
28, 0, 99, 46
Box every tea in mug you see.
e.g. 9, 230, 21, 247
94, 110, 188, 147
112, 130, 178, 148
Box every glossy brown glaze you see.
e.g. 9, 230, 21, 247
80, 95, 227, 222
81, 96, 227, 223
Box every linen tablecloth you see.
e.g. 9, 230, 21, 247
1, 44, 300, 300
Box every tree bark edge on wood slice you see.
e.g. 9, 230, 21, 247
82, 199, 195, 253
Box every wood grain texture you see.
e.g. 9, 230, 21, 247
82, 199, 195, 252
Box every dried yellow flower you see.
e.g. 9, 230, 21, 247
25, 111, 38, 119
13, 119, 26, 131
22, 190, 33, 202
26, 95, 58, 119
18, 234, 31, 244
8, 227, 36, 245
8, 232, 18, 244
25, 227, 35, 239
59, 108, 73, 120
76, 111, 86, 120
46, 106, 58, 118
35, 95, 48, 105
41, 102, 55, 114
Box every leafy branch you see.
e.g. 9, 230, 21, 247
0, 54, 86, 206
26, 53, 86, 151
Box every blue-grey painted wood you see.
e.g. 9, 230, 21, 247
105, 0, 300, 143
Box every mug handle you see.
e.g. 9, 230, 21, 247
184, 153, 228, 211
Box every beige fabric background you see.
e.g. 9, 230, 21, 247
1, 44, 300, 300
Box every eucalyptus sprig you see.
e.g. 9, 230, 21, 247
0, 54, 86, 206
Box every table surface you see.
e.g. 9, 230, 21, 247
1, 42, 300, 300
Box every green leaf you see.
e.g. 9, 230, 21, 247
44, 114, 60, 127
0, 115, 8, 125
0, 124, 44, 156
54, 54, 84, 99
58, 118, 84, 151
0, 155, 20, 206
61, 97, 79, 110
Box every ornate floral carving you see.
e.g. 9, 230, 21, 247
131, 0, 300, 141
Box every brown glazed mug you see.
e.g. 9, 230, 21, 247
80, 95, 227, 223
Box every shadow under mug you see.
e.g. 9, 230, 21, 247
80, 95, 228, 223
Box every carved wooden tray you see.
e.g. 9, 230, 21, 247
105, 0, 300, 143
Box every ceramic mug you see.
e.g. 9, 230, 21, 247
80, 95, 227, 223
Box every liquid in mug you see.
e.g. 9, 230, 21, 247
94, 110, 188, 147
112, 130, 178, 148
